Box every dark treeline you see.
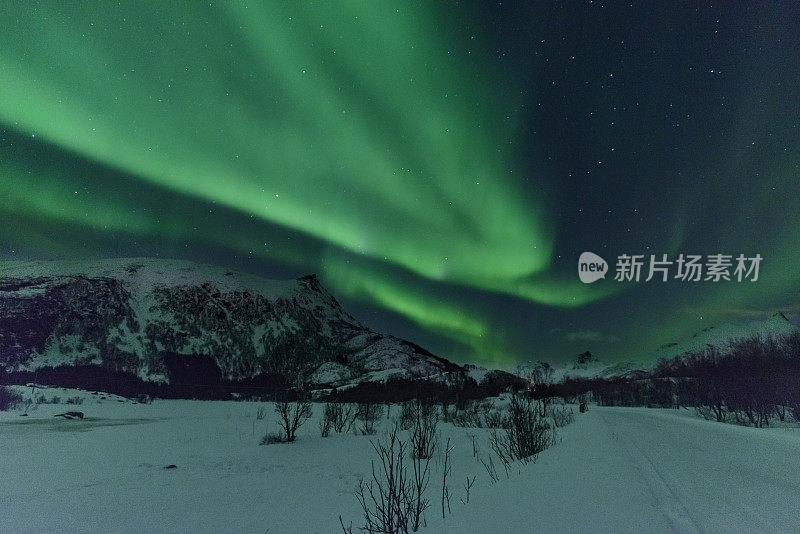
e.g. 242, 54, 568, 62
537, 333, 800, 427
0, 358, 290, 400
324, 375, 517, 405
0, 353, 521, 404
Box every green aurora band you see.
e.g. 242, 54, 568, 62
1, 3, 549, 281
0, 2, 616, 360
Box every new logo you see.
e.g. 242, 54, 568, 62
578, 252, 608, 283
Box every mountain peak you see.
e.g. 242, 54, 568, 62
297, 273, 324, 293
768, 311, 790, 323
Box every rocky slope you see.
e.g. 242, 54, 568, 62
0, 258, 462, 396
652, 311, 800, 362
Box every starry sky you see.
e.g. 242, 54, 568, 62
2, 2, 799, 368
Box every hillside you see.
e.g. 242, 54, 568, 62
0, 258, 462, 396
652, 312, 800, 362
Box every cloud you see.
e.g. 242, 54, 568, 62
563, 330, 620, 343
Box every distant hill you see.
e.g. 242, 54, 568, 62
652, 312, 800, 362
526, 312, 799, 387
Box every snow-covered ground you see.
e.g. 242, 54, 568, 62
427, 407, 800, 534
1, 388, 798, 533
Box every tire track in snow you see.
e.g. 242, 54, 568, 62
597, 410, 705, 534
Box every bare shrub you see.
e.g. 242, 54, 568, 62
320, 415, 333, 437
694, 405, 717, 421
0, 387, 22, 411
32, 394, 70, 405
439, 401, 453, 423
775, 402, 787, 423
537, 396, 549, 417
440, 438, 453, 519
332, 403, 357, 433
338, 405, 358, 433
410, 434, 433, 531
548, 405, 575, 427
791, 404, 800, 423
452, 399, 499, 428
483, 409, 510, 429
321, 402, 357, 437
66, 396, 84, 405
410, 402, 438, 460
490, 391, 555, 466
255, 406, 267, 420
452, 408, 482, 428
460, 475, 476, 505
346, 424, 424, 533
478, 453, 501, 484
274, 400, 313, 442
259, 431, 286, 445
452, 400, 483, 428
135, 394, 152, 404
357, 402, 382, 435
399, 401, 416, 430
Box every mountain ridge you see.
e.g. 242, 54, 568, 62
0, 258, 463, 396
652, 311, 800, 362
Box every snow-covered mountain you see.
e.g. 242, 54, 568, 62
554, 358, 646, 382
0, 258, 461, 394
651, 311, 800, 362
534, 313, 799, 385
515, 354, 646, 385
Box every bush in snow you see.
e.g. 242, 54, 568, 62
357, 402, 382, 435
259, 431, 286, 445
320, 416, 332, 437
340, 423, 431, 534
451, 405, 483, 428
490, 391, 555, 466
451, 399, 508, 429
398, 401, 416, 430
134, 394, 152, 404
273, 400, 312, 442
410, 401, 438, 460
336, 404, 358, 433
321, 402, 357, 437
439, 400, 454, 423
0, 386, 22, 411
482, 409, 511, 429
548, 405, 575, 427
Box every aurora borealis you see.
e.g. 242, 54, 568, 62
2, 2, 799, 367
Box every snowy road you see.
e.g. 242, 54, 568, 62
426, 407, 800, 534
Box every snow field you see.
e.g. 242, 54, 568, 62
2, 391, 798, 533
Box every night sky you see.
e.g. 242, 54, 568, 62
2, 2, 799, 368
